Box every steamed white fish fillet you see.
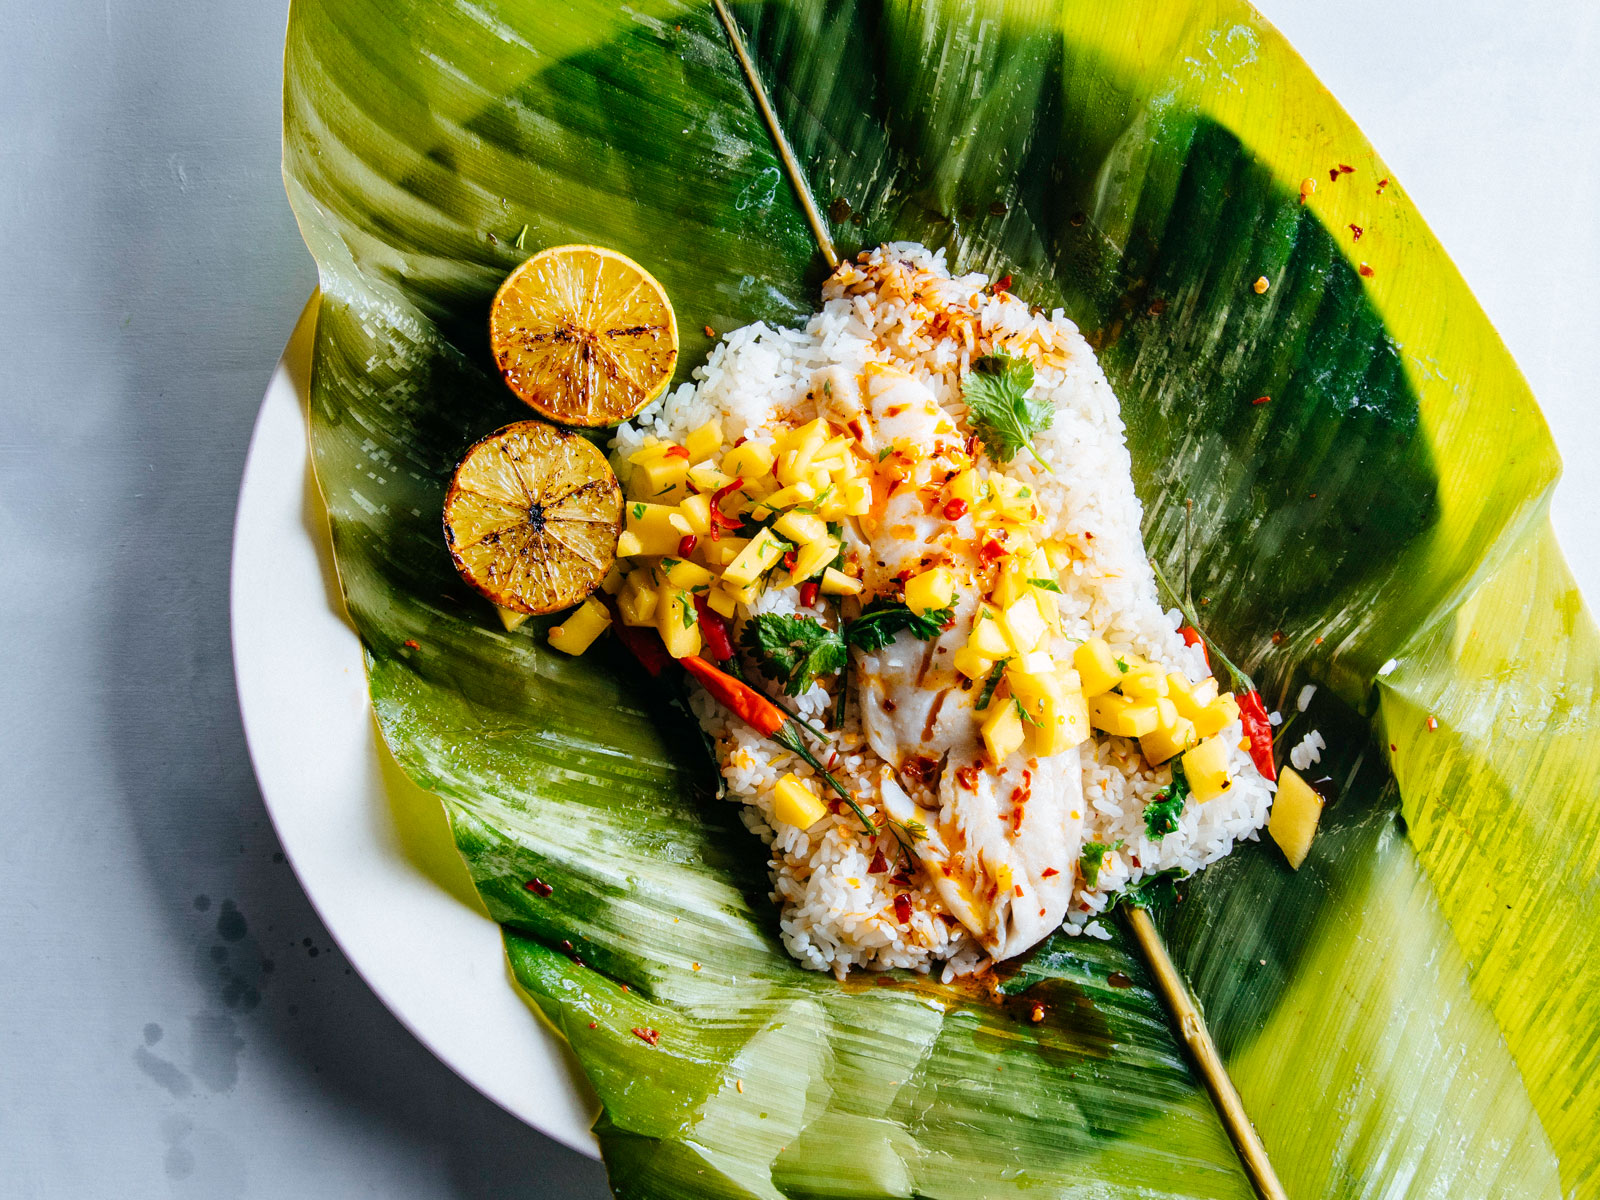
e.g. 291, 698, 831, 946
843, 363, 1084, 960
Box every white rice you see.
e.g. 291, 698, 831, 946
1289, 729, 1326, 772
615, 243, 1275, 977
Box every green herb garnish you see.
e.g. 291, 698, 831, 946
961, 352, 1054, 469
1080, 841, 1110, 888
1028, 578, 1062, 593
1143, 760, 1191, 839
1109, 867, 1186, 912
976, 657, 1010, 710
631, 503, 646, 520
877, 446, 894, 462
844, 599, 953, 651
741, 613, 848, 696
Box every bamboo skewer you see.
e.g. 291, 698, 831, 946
1125, 908, 1288, 1200
710, 8, 1286, 1197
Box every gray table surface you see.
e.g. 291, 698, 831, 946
3, 1, 1595, 1196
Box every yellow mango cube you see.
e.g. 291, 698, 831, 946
706, 587, 739, 619
1073, 638, 1123, 697
1036, 689, 1091, 755
773, 511, 829, 545
1168, 674, 1220, 720
1140, 716, 1198, 766
624, 502, 685, 556
952, 645, 996, 680
1192, 692, 1242, 739
1089, 693, 1159, 738
790, 538, 839, 582
630, 455, 689, 501
617, 573, 659, 626
599, 563, 626, 595
773, 773, 829, 830
723, 441, 775, 481
705, 537, 747, 568
656, 585, 702, 659
684, 421, 723, 463
497, 606, 530, 633
840, 478, 871, 516
547, 597, 612, 656
820, 567, 862, 596
1268, 767, 1324, 869
688, 465, 735, 493
1001, 593, 1048, 654
722, 528, 787, 587
662, 557, 714, 590
981, 700, 1026, 763
1121, 659, 1169, 699
904, 566, 956, 615
615, 530, 644, 558
1182, 735, 1234, 802
969, 608, 1011, 658
946, 469, 979, 504
678, 493, 713, 536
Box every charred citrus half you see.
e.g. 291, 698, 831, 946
489, 244, 677, 427
443, 421, 622, 615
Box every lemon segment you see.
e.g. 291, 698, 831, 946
489, 244, 678, 427
443, 421, 622, 615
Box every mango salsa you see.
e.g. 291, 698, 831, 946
547, 596, 612, 656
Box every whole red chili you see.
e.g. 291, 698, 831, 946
603, 597, 673, 677
943, 498, 969, 521
1179, 625, 1211, 671
1236, 690, 1278, 782
681, 655, 787, 737
798, 580, 820, 607
677, 534, 698, 557
692, 596, 735, 662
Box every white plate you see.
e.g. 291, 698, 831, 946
230, 296, 602, 1158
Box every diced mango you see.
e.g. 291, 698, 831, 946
790, 537, 839, 582
820, 567, 862, 596
773, 511, 829, 545
990, 563, 1025, 609
773, 773, 829, 830
952, 645, 996, 680
656, 585, 702, 659
1168, 674, 1220, 720
706, 587, 739, 619
617, 573, 658, 626
615, 531, 643, 558
497, 606, 530, 632
946, 469, 979, 504
722, 528, 787, 586
1089, 693, 1159, 738
969, 608, 1011, 657
1140, 716, 1197, 766
755, 481, 816, 513
662, 557, 714, 590
723, 441, 775, 481
1001, 593, 1048, 654
1182, 735, 1234, 803
1153, 697, 1179, 729
1034, 689, 1091, 755
623, 502, 684, 556
705, 537, 748, 568
688, 465, 735, 493
981, 700, 1026, 763
1073, 638, 1123, 697
840, 477, 871, 516
905, 567, 956, 615
678, 493, 713, 536
1120, 659, 1169, 699
1268, 767, 1324, 869
1192, 692, 1242, 739
547, 597, 612, 656
630, 454, 689, 500
684, 420, 723, 463
598, 563, 626, 595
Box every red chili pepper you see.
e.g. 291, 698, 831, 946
892, 894, 912, 925
781, 550, 798, 573
1179, 625, 1210, 670
677, 534, 698, 557
867, 849, 888, 874
980, 538, 1006, 563
943, 498, 969, 520
993, 274, 1012, 293
602, 596, 673, 677
681, 656, 787, 737
710, 477, 745, 531
798, 580, 819, 607
1237, 689, 1277, 781
692, 596, 735, 662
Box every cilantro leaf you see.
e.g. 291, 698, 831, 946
1080, 841, 1111, 888
740, 613, 847, 696
1109, 867, 1186, 912
976, 657, 1010, 710
961, 352, 1054, 468
843, 599, 953, 651
1143, 759, 1192, 839
1027, 578, 1062, 593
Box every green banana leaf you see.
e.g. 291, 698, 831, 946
282, 0, 1598, 1195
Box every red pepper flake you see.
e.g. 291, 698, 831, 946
1040, 867, 1059, 879
955, 765, 980, 790
703, 325, 716, 338
1349, 223, 1364, 241
1252, 395, 1271, 406
993, 274, 1013, 293
588, 1021, 598, 1029
1359, 262, 1375, 278
559, 940, 586, 968
890, 871, 914, 888
1271, 630, 1286, 646
943, 497, 969, 521
1329, 167, 1340, 183
1426, 715, 1438, 731
1390, 743, 1398, 752
1013, 884, 1024, 898
867, 849, 888, 874
403, 639, 419, 650
892, 894, 912, 925
524, 877, 553, 898
631, 1027, 661, 1047
1338, 163, 1354, 174
677, 534, 698, 558
980, 538, 1006, 563
664, 445, 690, 460
1029, 1003, 1045, 1023
1377, 177, 1389, 194
1147, 297, 1168, 316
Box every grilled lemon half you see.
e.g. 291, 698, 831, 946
489, 244, 678, 427
443, 421, 622, 615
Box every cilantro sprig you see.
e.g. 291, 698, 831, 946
961, 352, 1054, 470
843, 599, 953, 652
740, 613, 848, 696
1143, 760, 1192, 839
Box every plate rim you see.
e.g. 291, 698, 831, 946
229, 294, 603, 1160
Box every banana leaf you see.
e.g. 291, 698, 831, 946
282, 0, 1598, 1196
